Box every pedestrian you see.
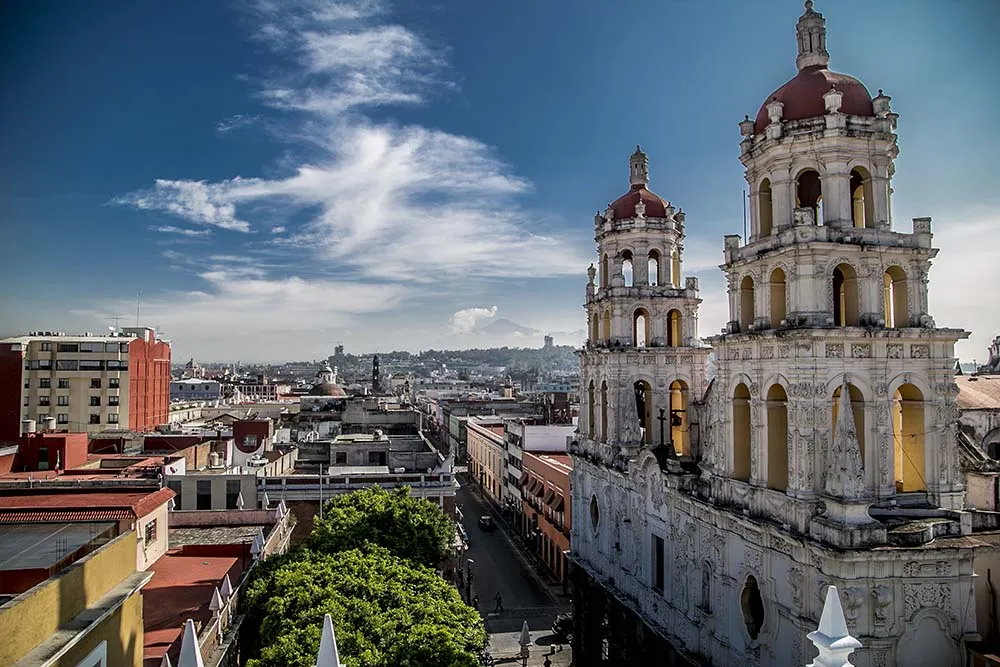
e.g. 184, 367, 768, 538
494, 591, 504, 613
543, 657, 552, 667
472, 595, 480, 610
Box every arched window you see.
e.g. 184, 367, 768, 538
622, 250, 634, 287
832, 263, 860, 326
741, 576, 764, 640
893, 384, 925, 492
669, 379, 690, 457
883, 266, 909, 328
590, 313, 599, 343
601, 254, 609, 289
600, 381, 609, 442
733, 383, 751, 481
739, 276, 755, 331
700, 562, 712, 612
588, 381, 596, 438
796, 169, 822, 225
769, 268, 786, 328
766, 384, 788, 491
634, 380, 652, 445
850, 166, 874, 228
671, 249, 681, 288
832, 383, 866, 459
633, 308, 649, 347
758, 178, 773, 236
647, 250, 661, 287
667, 309, 682, 347
602, 310, 612, 342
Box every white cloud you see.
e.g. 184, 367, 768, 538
216, 114, 260, 133
270, 226, 286, 234
117, 180, 250, 232
449, 306, 497, 334
151, 225, 212, 237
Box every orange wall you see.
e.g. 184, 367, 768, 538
521, 452, 572, 581
128, 337, 171, 432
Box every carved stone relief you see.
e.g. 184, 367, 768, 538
825, 343, 844, 358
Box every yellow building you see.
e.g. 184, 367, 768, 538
0, 529, 151, 667
466, 417, 506, 503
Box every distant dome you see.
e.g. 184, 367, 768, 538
609, 186, 671, 220
753, 66, 874, 134
309, 381, 347, 398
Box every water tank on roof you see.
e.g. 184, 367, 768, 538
21, 419, 36, 435
43, 417, 56, 432
209, 452, 222, 468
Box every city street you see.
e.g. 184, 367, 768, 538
456, 476, 572, 662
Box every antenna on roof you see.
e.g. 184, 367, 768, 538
136, 291, 142, 327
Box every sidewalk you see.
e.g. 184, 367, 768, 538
488, 631, 573, 665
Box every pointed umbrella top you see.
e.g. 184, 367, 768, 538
817, 585, 850, 639
261, 491, 271, 509
209, 587, 223, 613
807, 585, 862, 667
220, 573, 233, 600
236, 491, 245, 511
178, 619, 205, 667
160, 653, 173, 667
518, 620, 531, 647
317, 613, 343, 667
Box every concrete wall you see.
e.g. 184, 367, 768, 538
167, 473, 258, 511
137, 500, 170, 571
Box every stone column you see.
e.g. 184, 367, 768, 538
772, 177, 794, 231
822, 162, 851, 228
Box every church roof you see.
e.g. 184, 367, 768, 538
753, 66, 874, 134
609, 185, 670, 220
309, 381, 347, 398
955, 376, 1000, 410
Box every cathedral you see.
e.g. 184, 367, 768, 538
568, 3, 984, 666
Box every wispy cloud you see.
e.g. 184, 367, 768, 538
116, 180, 250, 232
216, 114, 260, 133
151, 225, 212, 237
449, 305, 497, 334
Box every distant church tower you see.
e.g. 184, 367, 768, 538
577, 146, 710, 460
372, 355, 381, 393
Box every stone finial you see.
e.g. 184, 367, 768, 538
587, 263, 597, 285
603, 204, 615, 222
178, 619, 205, 667
594, 211, 603, 226
629, 145, 649, 187
674, 208, 685, 225
318, 613, 345, 667
823, 85, 843, 114
796, 0, 829, 71
825, 378, 866, 500
634, 197, 646, 219
767, 98, 784, 125
220, 574, 233, 600
739, 114, 755, 137
806, 585, 862, 667
873, 89, 892, 117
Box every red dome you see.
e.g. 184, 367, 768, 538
610, 185, 670, 220
754, 65, 874, 134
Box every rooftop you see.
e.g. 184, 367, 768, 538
956, 376, 1000, 410
0, 521, 116, 573
0, 487, 175, 523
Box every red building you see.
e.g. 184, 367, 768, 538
520, 452, 573, 586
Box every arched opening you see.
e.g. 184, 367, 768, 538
741, 576, 764, 640
832, 263, 860, 326
893, 384, 926, 492
739, 276, 755, 332
589, 494, 600, 532
766, 384, 788, 491
590, 313, 599, 343
600, 381, 609, 442
700, 562, 712, 612
634, 380, 652, 445
622, 250, 634, 287
647, 250, 661, 287
633, 308, 650, 348
758, 178, 773, 237
671, 249, 681, 288
669, 380, 690, 457
883, 266, 909, 328
796, 169, 823, 225
602, 310, 612, 342
850, 166, 874, 229
667, 309, 682, 348
985, 428, 1000, 461
832, 383, 866, 460
588, 381, 596, 438
601, 254, 609, 289
733, 383, 751, 481
769, 268, 786, 328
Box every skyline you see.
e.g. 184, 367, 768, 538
1, 0, 998, 362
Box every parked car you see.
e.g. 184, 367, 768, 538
478, 515, 495, 531
552, 611, 573, 643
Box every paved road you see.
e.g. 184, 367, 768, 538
456, 477, 569, 638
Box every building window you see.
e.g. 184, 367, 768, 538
40, 342, 52, 351
56, 360, 78, 371
57, 343, 79, 353
108, 396, 119, 406
144, 519, 157, 544
89, 396, 101, 406
226, 480, 241, 509
652, 535, 665, 593
335, 452, 347, 465
38, 447, 49, 470
38, 396, 50, 406
37, 359, 52, 370
741, 576, 765, 640
39, 378, 51, 389
37, 412, 48, 421
58, 378, 70, 389
105, 343, 118, 353
57, 414, 69, 424
109, 378, 120, 389
80, 342, 105, 353
23, 379, 29, 389
79, 360, 104, 371
90, 414, 101, 424
57, 395, 69, 406
197, 480, 212, 510
107, 413, 119, 424
89, 378, 101, 389
23, 396, 29, 406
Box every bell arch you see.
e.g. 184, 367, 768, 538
669, 379, 690, 456
769, 267, 786, 327
832, 262, 860, 326
602, 309, 612, 342
758, 178, 773, 236
883, 265, 909, 328
601, 254, 609, 289
739, 275, 755, 331
850, 166, 874, 229
633, 308, 650, 348
587, 380, 596, 438
893, 383, 926, 492
733, 383, 751, 481
667, 309, 682, 347
647, 250, 661, 286
589, 312, 599, 343
765, 384, 788, 491
600, 381, 609, 442
832, 383, 866, 459
622, 250, 634, 287
796, 169, 823, 224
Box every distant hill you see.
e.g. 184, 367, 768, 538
477, 318, 538, 337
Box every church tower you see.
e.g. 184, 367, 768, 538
706, 0, 969, 547
576, 146, 710, 464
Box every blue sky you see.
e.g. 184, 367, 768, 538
1, 0, 997, 362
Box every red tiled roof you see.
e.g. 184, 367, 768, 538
0, 487, 175, 521
0, 509, 132, 523
609, 185, 670, 220
754, 66, 874, 134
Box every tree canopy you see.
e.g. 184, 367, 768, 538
308, 486, 454, 568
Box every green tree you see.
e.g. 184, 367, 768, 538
244, 548, 486, 667
308, 486, 454, 568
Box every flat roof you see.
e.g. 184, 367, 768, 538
0, 334, 138, 344
956, 375, 1000, 409
523, 425, 575, 452
0, 522, 115, 571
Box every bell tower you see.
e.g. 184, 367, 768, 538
576, 147, 710, 465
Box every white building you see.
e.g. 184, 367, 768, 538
569, 4, 985, 666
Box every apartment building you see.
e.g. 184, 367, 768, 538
0, 327, 171, 439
